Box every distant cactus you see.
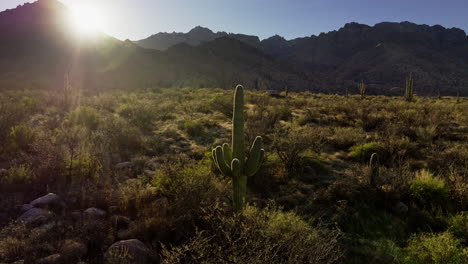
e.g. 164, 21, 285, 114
212, 85, 265, 212
358, 80, 366, 100
405, 73, 415, 102
369, 153, 379, 187
284, 85, 289, 97
345, 87, 349, 98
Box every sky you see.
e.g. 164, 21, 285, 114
1, 0, 467, 41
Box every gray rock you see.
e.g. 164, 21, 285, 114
60, 240, 88, 262
394, 202, 409, 213
0, 168, 7, 176
20, 204, 33, 212
70, 210, 82, 221
117, 229, 131, 240
83, 207, 106, 219
30, 193, 60, 207
105, 239, 150, 264
11, 260, 25, 264
115, 162, 134, 170
17, 208, 53, 225
36, 254, 61, 264
111, 215, 131, 229
30, 193, 65, 211
144, 169, 156, 176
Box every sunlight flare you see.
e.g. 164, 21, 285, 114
70, 3, 107, 35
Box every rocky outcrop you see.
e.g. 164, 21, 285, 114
104, 239, 150, 264
16, 208, 53, 225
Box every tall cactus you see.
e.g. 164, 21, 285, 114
369, 153, 379, 187
405, 73, 414, 102
358, 80, 366, 100
212, 85, 265, 212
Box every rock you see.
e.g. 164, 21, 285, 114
36, 254, 61, 264
105, 239, 150, 264
394, 202, 408, 213
108, 206, 119, 215
83, 207, 106, 219
30, 193, 60, 207
30, 193, 65, 212
144, 169, 156, 176
60, 240, 88, 262
115, 162, 134, 170
11, 260, 25, 264
17, 208, 53, 225
20, 204, 33, 212
0, 168, 7, 175
111, 215, 131, 229
35, 221, 57, 234
70, 210, 82, 221
117, 229, 131, 240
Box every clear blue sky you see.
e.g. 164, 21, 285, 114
1, 0, 467, 40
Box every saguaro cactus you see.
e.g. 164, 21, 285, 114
358, 80, 366, 100
369, 153, 379, 187
212, 85, 265, 212
405, 73, 414, 102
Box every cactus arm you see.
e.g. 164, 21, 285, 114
232, 85, 245, 168
214, 146, 231, 176
222, 143, 232, 165
245, 136, 264, 177
369, 153, 379, 186
231, 159, 242, 212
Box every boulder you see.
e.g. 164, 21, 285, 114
19, 204, 33, 212
0, 168, 7, 175
115, 162, 134, 170
16, 208, 53, 225
111, 215, 131, 229
30, 193, 65, 211
36, 254, 61, 264
105, 239, 150, 264
60, 240, 88, 262
83, 207, 106, 219
394, 202, 409, 214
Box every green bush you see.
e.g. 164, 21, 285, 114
162, 205, 343, 264
2, 164, 35, 186
349, 142, 381, 161
404, 232, 467, 264
409, 170, 449, 211
447, 212, 468, 240
66, 106, 101, 131
180, 120, 206, 137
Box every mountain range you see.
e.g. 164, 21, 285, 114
1, 0, 467, 95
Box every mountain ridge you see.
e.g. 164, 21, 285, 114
0, 0, 467, 95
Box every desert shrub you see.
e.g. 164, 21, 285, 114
0, 236, 25, 263
66, 106, 101, 131
447, 212, 468, 241
1, 164, 35, 187
7, 123, 36, 155
273, 125, 325, 172
409, 170, 449, 211
117, 100, 156, 132
162, 205, 343, 264
404, 232, 467, 264
151, 160, 229, 216
179, 119, 206, 137
346, 238, 404, 264
328, 126, 367, 149
349, 142, 381, 161
414, 125, 437, 143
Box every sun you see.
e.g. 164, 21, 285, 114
70, 4, 106, 35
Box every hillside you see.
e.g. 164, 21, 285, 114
136, 22, 468, 95
0, 0, 467, 95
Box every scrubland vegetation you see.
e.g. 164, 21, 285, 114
0, 86, 467, 264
